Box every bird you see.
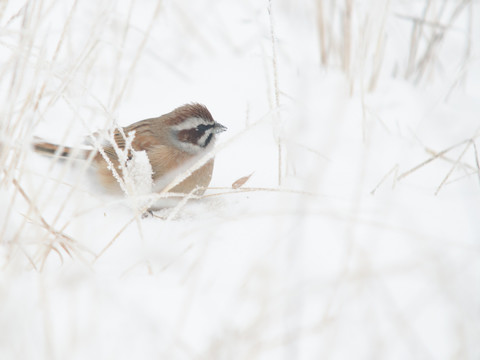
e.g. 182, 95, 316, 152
33, 103, 227, 201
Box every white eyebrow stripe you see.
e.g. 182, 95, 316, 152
198, 131, 212, 146
171, 117, 213, 131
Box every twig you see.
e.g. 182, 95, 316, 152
268, 0, 282, 186
8, 173, 91, 269
200, 186, 323, 199
425, 146, 475, 172
316, 0, 327, 65
435, 140, 471, 195
343, 0, 352, 78
413, 0, 471, 84
93, 216, 136, 263
165, 187, 199, 222
395, 13, 463, 31
405, 0, 431, 78
397, 139, 471, 181
473, 141, 480, 186
371, 165, 399, 195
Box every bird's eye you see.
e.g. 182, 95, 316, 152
196, 124, 213, 133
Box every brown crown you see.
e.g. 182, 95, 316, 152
169, 103, 215, 125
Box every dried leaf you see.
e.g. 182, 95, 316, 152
232, 173, 253, 189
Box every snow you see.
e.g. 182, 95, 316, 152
1, 1, 480, 359
124, 149, 153, 198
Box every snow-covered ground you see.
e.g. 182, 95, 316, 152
1, 1, 479, 359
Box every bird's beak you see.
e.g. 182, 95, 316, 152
213, 122, 227, 134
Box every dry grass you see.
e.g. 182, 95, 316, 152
0, 1, 478, 358
0, 0, 476, 269
268, 0, 283, 186
0, 0, 476, 268
315, 0, 474, 90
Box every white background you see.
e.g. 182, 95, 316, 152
1, 0, 479, 359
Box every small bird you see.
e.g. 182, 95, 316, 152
33, 103, 226, 199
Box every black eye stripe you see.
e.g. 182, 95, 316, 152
177, 127, 214, 148
203, 133, 214, 147
196, 124, 214, 132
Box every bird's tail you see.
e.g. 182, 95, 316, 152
32, 138, 91, 160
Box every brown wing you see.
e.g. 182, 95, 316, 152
99, 119, 161, 161
87, 121, 154, 162
114, 119, 160, 151
147, 145, 214, 193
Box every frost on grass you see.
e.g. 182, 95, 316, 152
123, 150, 153, 207
124, 150, 153, 196
106, 129, 154, 211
